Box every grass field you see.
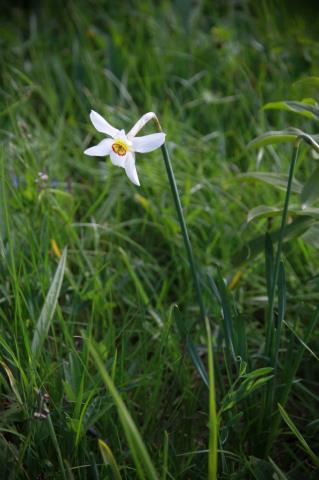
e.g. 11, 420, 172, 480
1, 1, 319, 478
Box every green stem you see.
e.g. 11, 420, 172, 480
152, 114, 206, 324
264, 140, 300, 358
262, 140, 300, 454
160, 142, 206, 324
206, 317, 218, 480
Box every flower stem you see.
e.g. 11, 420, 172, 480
160, 142, 206, 324
150, 114, 206, 323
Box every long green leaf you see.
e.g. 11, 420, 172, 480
268, 457, 288, 480
89, 340, 159, 480
31, 248, 67, 360
206, 317, 218, 480
238, 172, 303, 194
302, 223, 319, 248
300, 166, 319, 207
247, 128, 304, 149
119, 247, 149, 305
233, 216, 314, 266
98, 439, 122, 480
293, 76, 319, 89
264, 100, 319, 121
216, 270, 236, 361
247, 205, 319, 223
265, 233, 274, 301
278, 403, 319, 467
187, 337, 208, 387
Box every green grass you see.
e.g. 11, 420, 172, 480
1, 1, 319, 478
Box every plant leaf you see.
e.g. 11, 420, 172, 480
293, 76, 319, 89
238, 172, 303, 193
233, 216, 314, 265
278, 403, 319, 467
186, 337, 209, 387
302, 223, 319, 248
264, 100, 319, 121
98, 439, 122, 480
300, 166, 319, 207
247, 128, 304, 149
206, 318, 218, 480
89, 339, 159, 480
31, 248, 67, 361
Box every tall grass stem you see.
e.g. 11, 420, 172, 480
264, 140, 300, 357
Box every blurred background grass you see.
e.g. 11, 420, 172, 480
0, 1, 319, 478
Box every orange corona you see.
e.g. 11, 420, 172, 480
112, 140, 128, 156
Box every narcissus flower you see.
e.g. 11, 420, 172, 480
84, 111, 165, 186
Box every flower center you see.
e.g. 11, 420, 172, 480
112, 139, 128, 156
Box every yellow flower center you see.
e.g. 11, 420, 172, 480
112, 139, 128, 156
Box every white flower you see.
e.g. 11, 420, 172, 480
84, 111, 166, 186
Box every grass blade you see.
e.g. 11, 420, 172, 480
278, 403, 319, 467
268, 457, 288, 479
119, 247, 149, 305
31, 248, 67, 361
88, 339, 159, 480
186, 337, 209, 387
98, 439, 122, 480
265, 233, 274, 302
206, 317, 218, 480
216, 269, 236, 361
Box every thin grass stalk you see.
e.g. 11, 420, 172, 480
261, 141, 300, 450
47, 415, 67, 480
262, 135, 319, 455
265, 305, 319, 454
264, 140, 300, 358
206, 317, 218, 480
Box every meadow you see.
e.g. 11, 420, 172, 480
0, 1, 319, 478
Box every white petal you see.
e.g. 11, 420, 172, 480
125, 152, 140, 186
90, 110, 119, 137
110, 150, 126, 168
127, 112, 157, 138
84, 138, 113, 156
131, 132, 166, 153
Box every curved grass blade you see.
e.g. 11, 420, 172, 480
89, 339, 159, 480
264, 100, 319, 121
278, 403, 319, 468
98, 439, 122, 480
293, 76, 319, 89
238, 172, 303, 194
247, 128, 304, 149
233, 216, 314, 266
268, 457, 288, 480
31, 248, 67, 361
186, 337, 208, 387
265, 233, 274, 302
300, 165, 319, 207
